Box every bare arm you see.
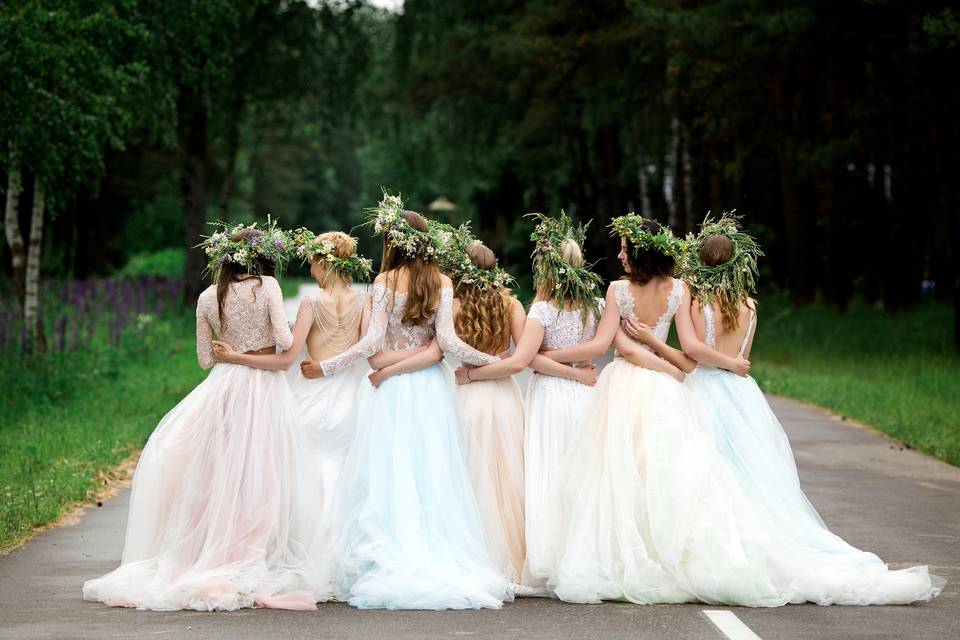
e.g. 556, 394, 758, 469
460, 318, 546, 381
509, 299, 596, 383
674, 287, 750, 375
368, 338, 443, 387
540, 284, 619, 363
614, 328, 685, 382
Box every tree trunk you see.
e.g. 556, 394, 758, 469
666, 116, 680, 230
4, 146, 25, 305
682, 129, 695, 233
637, 145, 652, 217
218, 109, 242, 217
24, 177, 46, 348
179, 87, 209, 304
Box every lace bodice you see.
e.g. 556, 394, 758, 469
318, 283, 499, 376
527, 300, 602, 350
196, 276, 293, 369
613, 278, 683, 352
702, 303, 755, 357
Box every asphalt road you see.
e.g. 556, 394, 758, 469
0, 283, 956, 639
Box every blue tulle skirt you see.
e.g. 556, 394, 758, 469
332, 363, 512, 610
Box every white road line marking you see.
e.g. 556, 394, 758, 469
703, 610, 763, 640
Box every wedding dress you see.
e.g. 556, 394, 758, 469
83, 276, 326, 611
682, 303, 945, 605
317, 283, 512, 610
523, 301, 600, 584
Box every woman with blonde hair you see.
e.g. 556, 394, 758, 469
304, 194, 511, 610
456, 212, 600, 591
433, 224, 589, 588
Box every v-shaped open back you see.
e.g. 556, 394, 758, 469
702, 303, 755, 358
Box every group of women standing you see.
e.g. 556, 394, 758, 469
82, 194, 944, 612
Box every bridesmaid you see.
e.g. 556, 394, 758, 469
455, 212, 600, 591
307, 194, 512, 610
433, 225, 588, 588
83, 220, 326, 611
627, 213, 946, 605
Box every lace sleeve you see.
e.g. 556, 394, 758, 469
196, 295, 215, 370
319, 283, 388, 376
436, 287, 500, 365
266, 277, 293, 351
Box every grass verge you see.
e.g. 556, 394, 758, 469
752, 298, 959, 466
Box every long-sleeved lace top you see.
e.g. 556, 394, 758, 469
527, 299, 603, 351
196, 276, 293, 369
318, 283, 499, 376
613, 278, 683, 354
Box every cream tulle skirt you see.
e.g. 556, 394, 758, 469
523, 373, 595, 584
82, 363, 328, 611
457, 376, 526, 583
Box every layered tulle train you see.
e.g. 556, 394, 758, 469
457, 376, 526, 583
332, 363, 511, 610
684, 366, 945, 605
82, 363, 328, 611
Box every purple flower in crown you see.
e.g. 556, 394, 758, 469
274, 239, 285, 250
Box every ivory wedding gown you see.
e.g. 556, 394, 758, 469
553, 279, 943, 606
83, 276, 326, 611
523, 300, 600, 585
316, 284, 512, 610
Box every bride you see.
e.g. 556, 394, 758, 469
628, 213, 945, 605
83, 221, 326, 611
306, 195, 511, 610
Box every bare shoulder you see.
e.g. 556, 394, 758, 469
438, 273, 453, 288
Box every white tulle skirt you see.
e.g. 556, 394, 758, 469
332, 363, 511, 610
523, 373, 595, 584
684, 366, 945, 605
82, 363, 328, 611
292, 360, 368, 554
456, 376, 526, 583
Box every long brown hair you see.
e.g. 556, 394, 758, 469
216, 228, 276, 331
455, 242, 513, 354
380, 210, 441, 325
699, 234, 744, 331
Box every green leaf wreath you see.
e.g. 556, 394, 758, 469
365, 189, 434, 260
427, 220, 514, 292
289, 227, 373, 282
682, 211, 763, 305
528, 210, 603, 321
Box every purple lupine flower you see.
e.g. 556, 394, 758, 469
57, 315, 67, 351
274, 240, 285, 250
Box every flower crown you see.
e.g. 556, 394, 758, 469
427, 220, 514, 292
198, 216, 291, 277
682, 211, 763, 305
290, 228, 373, 282
610, 213, 686, 259
528, 210, 603, 321
366, 190, 434, 260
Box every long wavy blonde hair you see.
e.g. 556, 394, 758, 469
455, 242, 513, 354
380, 210, 442, 325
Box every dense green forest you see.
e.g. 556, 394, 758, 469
2, 0, 959, 345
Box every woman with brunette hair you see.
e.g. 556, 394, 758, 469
83, 221, 326, 611
308, 195, 511, 610
628, 213, 944, 605
456, 212, 600, 591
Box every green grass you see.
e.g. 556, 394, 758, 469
0, 315, 205, 551
751, 297, 960, 465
